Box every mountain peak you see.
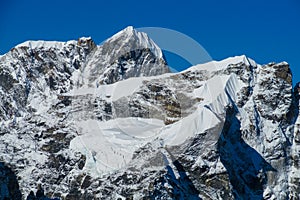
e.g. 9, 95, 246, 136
122, 25, 135, 33
76, 26, 169, 86
103, 26, 163, 59
108, 26, 136, 41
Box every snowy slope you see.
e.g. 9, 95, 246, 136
68, 62, 245, 176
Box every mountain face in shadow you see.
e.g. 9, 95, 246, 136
218, 106, 276, 199
0, 162, 22, 200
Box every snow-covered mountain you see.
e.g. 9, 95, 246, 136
0, 26, 299, 200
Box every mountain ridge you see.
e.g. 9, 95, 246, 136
0, 27, 299, 199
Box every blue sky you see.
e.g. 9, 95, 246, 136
1, 0, 300, 85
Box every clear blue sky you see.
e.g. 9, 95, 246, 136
1, 0, 300, 85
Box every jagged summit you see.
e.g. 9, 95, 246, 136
107, 25, 135, 40
79, 26, 170, 86
102, 26, 163, 60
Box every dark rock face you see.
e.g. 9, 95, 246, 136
0, 162, 22, 200
0, 38, 92, 122
100, 48, 168, 85
113, 80, 184, 124
77, 37, 96, 54
217, 106, 275, 199
26, 185, 60, 200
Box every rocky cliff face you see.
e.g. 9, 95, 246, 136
0, 27, 299, 200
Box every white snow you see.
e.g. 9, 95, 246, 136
68, 72, 174, 101
105, 26, 163, 59
68, 77, 145, 101
186, 55, 250, 72
159, 106, 222, 146
16, 40, 77, 49
78, 36, 92, 40
70, 118, 164, 176
69, 69, 244, 176
68, 54, 246, 176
